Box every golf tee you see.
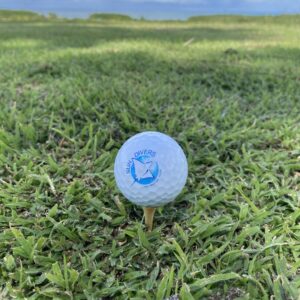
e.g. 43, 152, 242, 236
143, 207, 156, 231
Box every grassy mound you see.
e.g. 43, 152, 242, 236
0, 10, 46, 21
89, 13, 134, 22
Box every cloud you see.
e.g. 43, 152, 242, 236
243, 0, 272, 2
129, 0, 206, 3
122, 0, 270, 3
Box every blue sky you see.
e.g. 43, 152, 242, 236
0, 0, 300, 19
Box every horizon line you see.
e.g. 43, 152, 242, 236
1, 8, 300, 21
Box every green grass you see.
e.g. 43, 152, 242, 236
1, 15, 300, 299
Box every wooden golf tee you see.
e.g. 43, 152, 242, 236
143, 207, 156, 231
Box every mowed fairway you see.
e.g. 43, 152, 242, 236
1, 17, 300, 299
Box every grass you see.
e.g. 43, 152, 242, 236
1, 14, 300, 299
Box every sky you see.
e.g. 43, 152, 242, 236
0, 0, 300, 20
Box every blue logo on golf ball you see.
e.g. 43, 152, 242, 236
128, 149, 159, 186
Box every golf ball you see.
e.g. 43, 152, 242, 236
114, 131, 188, 207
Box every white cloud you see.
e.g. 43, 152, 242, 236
129, 0, 286, 3
243, 0, 271, 2
127, 0, 275, 4
130, 0, 207, 3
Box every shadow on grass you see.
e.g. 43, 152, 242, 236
22, 48, 300, 135
0, 22, 265, 48
26, 45, 300, 93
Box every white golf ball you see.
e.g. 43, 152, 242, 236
114, 131, 188, 207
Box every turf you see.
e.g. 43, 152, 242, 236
1, 16, 300, 299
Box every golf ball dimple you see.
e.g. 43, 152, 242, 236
114, 131, 188, 207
